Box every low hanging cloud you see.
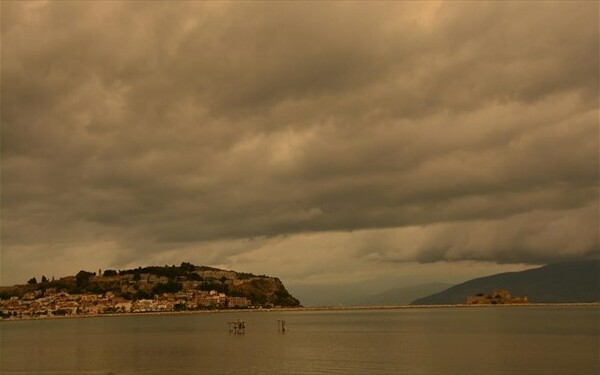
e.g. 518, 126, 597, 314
1, 2, 598, 284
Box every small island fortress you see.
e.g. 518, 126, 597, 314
0, 263, 301, 320
466, 289, 528, 305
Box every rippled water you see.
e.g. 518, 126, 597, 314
1, 306, 598, 374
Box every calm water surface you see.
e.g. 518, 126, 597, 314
1, 306, 598, 374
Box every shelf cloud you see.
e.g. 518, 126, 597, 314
1, 1, 598, 287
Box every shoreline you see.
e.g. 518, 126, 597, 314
2, 302, 598, 322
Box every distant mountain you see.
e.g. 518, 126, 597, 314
411, 260, 600, 305
355, 283, 454, 306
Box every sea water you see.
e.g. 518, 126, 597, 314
1, 306, 598, 374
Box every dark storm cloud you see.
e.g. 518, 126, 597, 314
1, 1, 598, 282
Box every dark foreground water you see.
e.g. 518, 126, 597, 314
1, 306, 598, 375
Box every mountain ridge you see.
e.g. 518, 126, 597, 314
352, 283, 454, 306
411, 260, 600, 305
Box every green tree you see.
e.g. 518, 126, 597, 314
153, 281, 182, 295
135, 290, 153, 300
180, 262, 195, 273
27, 277, 37, 284
76, 270, 95, 288
41, 275, 49, 283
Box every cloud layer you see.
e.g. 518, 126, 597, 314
1, 2, 598, 286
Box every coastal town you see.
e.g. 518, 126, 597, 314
1, 287, 251, 319
0, 263, 301, 320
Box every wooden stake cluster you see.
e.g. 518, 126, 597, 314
277, 319, 286, 333
227, 319, 246, 334
227, 319, 288, 334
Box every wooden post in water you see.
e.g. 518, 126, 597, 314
228, 319, 246, 334
277, 319, 286, 333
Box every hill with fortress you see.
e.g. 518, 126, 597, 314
0, 263, 300, 319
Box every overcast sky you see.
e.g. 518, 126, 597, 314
1, 1, 598, 302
